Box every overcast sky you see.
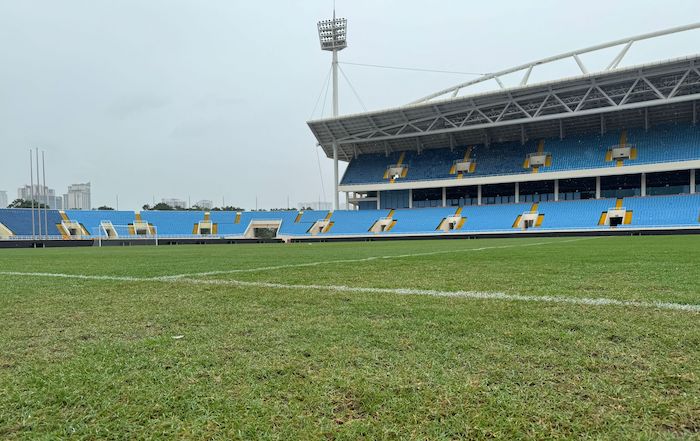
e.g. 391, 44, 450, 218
1, 1, 698, 210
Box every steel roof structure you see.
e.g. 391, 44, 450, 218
308, 24, 700, 162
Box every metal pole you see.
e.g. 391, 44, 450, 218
35, 147, 42, 238
42, 151, 48, 239
29, 149, 35, 239
332, 47, 340, 210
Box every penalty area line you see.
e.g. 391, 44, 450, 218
0, 267, 698, 313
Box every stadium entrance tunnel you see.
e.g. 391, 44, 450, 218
437, 207, 466, 232
99, 221, 118, 238
369, 210, 396, 233
598, 199, 633, 227
58, 220, 89, 238
308, 214, 333, 235
133, 220, 154, 236
513, 204, 545, 230
244, 220, 282, 239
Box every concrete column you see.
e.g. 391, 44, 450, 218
641, 173, 646, 197
596, 176, 601, 199
691, 169, 696, 194
477, 185, 482, 205
408, 189, 413, 208
554, 179, 559, 201
514, 182, 520, 203
442, 187, 446, 207
376, 191, 381, 210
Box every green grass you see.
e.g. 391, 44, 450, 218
0, 236, 699, 439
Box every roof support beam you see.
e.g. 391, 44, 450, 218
606, 41, 633, 70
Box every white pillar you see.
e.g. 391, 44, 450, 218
477, 185, 482, 205
554, 179, 559, 201
596, 176, 601, 199
376, 191, 381, 210
332, 143, 339, 210
641, 173, 646, 197
442, 187, 446, 207
408, 189, 413, 208
514, 182, 520, 203
331, 49, 340, 211
691, 169, 696, 194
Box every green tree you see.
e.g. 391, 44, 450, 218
7, 198, 48, 209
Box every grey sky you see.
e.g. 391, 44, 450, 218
1, 0, 698, 210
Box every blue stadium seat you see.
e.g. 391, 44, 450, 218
340, 124, 700, 185
66, 210, 136, 236
0, 209, 63, 236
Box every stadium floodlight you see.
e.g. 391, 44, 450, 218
317, 12, 347, 210
317, 17, 347, 52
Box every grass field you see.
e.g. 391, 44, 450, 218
1, 236, 699, 439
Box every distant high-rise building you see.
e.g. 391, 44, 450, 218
17, 184, 63, 209
195, 199, 213, 210
64, 182, 91, 210
0, 190, 7, 208
162, 198, 187, 209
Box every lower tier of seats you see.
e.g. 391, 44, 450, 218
1, 194, 698, 240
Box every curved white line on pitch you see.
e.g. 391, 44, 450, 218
1, 265, 698, 313
162, 237, 603, 279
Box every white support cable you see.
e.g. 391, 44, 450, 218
337, 64, 367, 112
308, 66, 332, 120
340, 61, 485, 76
309, 67, 332, 205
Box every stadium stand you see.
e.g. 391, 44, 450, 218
65, 210, 136, 236
0, 209, 63, 236
139, 211, 205, 235
340, 124, 700, 185
388, 207, 456, 234
620, 194, 700, 227
1, 192, 698, 242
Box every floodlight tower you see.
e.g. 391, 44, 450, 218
317, 12, 347, 210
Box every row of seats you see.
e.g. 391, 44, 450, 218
341, 123, 700, 185
0, 209, 63, 236
1, 194, 698, 238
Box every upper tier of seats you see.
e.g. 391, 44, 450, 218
341, 123, 700, 185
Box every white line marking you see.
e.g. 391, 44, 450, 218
1, 267, 698, 313
162, 237, 604, 278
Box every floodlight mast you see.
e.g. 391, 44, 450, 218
317, 11, 347, 210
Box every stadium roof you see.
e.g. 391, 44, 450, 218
308, 24, 700, 161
